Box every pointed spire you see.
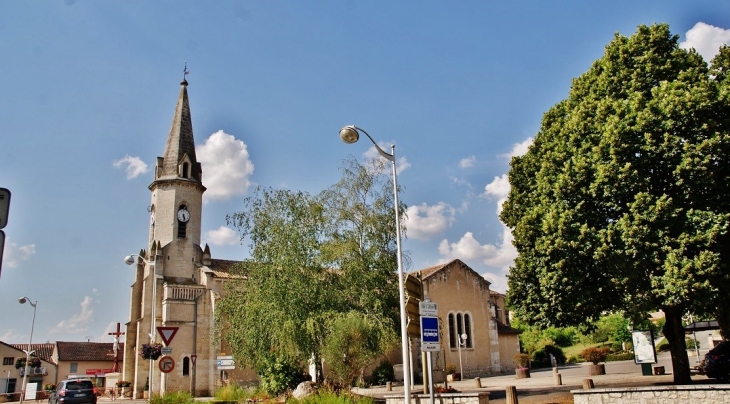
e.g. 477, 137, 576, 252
157, 78, 201, 181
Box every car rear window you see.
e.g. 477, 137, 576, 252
66, 381, 93, 390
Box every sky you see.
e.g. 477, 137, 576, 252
1, 1, 729, 346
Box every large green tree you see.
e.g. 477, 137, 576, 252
216, 157, 403, 384
501, 24, 730, 384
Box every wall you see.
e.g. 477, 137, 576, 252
572, 385, 730, 403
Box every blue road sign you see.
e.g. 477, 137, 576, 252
421, 316, 440, 351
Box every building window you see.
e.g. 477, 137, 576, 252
448, 313, 456, 349
448, 311, 473, 349
182, 163, 189, 178
183, 357, 190, 376
70, 363, 78, 373
2, 357, 13, 366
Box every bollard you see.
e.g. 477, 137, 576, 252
474, 377, 481, 388
553, 367, 559, 374
583, 379, 594, 390
386, 381, 392, 391
554, 373, 562, 386
506, 385, 518, 404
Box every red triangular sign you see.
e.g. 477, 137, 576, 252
156, 326, 179, 346
191, 354, 197, 366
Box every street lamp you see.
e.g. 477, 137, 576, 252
18, 297, 36, 404
458, 333, 467, 378
124, 254, 158, 397
339, 125, 411, 404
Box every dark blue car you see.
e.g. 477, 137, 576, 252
49, 379, 97, 404
703, 341, 730, 381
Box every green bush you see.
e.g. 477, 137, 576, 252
150, 391, 195, 404
656, 340, 670, 352
215, 384, 259, 402
606, 352, 635, 362
258, 356, 308, 396
370, 360, 394, 385
566, 355, 582, 364
532, 344, 566, 368
288, 389, 376, 404
686, 337, 700, 350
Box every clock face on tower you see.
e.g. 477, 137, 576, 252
177, 207, 190, 223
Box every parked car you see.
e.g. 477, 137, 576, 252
703, 341, 730, 381
48, 379, 97, 404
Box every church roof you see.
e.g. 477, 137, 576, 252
206, 258, 246, 279
158, 79, 202, 181
413, 259, 490, 287
56, 341, 122, 362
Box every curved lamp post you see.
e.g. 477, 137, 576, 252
339, 125, 410, 404
18, 297, 36, 404
124, 254, 158, 397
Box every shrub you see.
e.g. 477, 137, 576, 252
513, 353, 530, 368
288, 389, 377, 404
532, 344, 566, 368
581, 347, 609, 365
686, 337, 700, 350
606, 352, 634, 362
150, 391, 195, 404
257, 355, 308, 396
656, 340, 670, 352
116, 381, 131, 388
44, 384, 56, 391
370, 360, 394, 385
445, 363, 457, 375
566, 355, 582, 364
214, 384, 254, 402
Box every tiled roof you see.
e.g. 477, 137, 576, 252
56, 341, 123, 362
205, 259, 246, 279
413, 259, 490, 287
9, 343, 56, 363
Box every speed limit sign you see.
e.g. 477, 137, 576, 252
158, 356, 175, 373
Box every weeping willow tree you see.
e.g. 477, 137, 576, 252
216, 157, 404, 387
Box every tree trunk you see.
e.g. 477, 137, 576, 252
662, 306, 691, 384
716, 305, 730, 340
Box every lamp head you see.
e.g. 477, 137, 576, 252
461, 333, 468, 341
19, 297, 28, 304
124, 255, 137, 265
339, 125, 359, 144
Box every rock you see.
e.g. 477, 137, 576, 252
292, 381, 317, 399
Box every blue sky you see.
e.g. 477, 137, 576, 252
1, 1, 729, 345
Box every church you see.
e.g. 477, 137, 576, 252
121, 77, 245, 398
122, 78, 519, 398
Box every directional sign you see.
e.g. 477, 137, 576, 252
217, 356, 235, 370
421, 316, 440, 352
158, 356, 175, 373
161, 347, 172, 355
0, 188, 10, 229
156, 326, 179, 346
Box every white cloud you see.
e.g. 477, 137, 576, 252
2, 242, 36, 268
51, 296, 94, 333
0, 329, 21, 342
501, 138, 533, 159
205, 226, 240, 246
680, 22, 730, 62
404, 202, 455, 240
484, 174, 511, 214
459, 156, 476, 168
197, 130, 255, 203
113, 155, 149, 179
438, 226, 517, 293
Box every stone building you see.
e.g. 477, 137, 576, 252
412, 259, 520, 378
54, 342, 123, 387
1, 342, 56, 399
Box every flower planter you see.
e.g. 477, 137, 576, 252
515, 368, 530, 379
588, 364, 605, 376
446, 373, 461, 382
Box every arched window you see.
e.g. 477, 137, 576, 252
448, 311, 474, 349
183, 357, 190, 376
448, 313, 456, 349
